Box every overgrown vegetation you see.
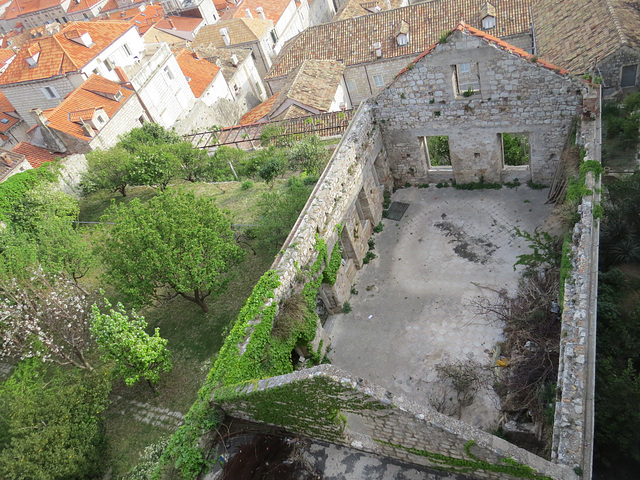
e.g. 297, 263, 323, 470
601, 92, 640, 170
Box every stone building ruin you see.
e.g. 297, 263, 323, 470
182, 23, 601, 480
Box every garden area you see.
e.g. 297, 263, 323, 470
0, 123, 331, 478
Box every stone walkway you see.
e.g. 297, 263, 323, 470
110, 395, 185, 431
326, 186, 553, 430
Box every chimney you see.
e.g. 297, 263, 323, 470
114, 66, 130, 84
230, 53, 238, 65
30, 108, 68, 153
245, 8, 253, 18
81, 121, 95, 138
220, 27, 230, 46
256, 6, 266, 19
373, 41, 382, 58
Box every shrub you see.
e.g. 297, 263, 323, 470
241, 180, 254, 190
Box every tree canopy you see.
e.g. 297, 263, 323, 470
99, 189, 245, 312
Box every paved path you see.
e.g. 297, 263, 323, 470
327, 186, 553, 430
110, 395, 185, 431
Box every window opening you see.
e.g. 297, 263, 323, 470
421, 136, 452, 169
621, 64, 637, 87
453, 63, 480, 95
373, 75, 384, 87
501, 133, 530, 167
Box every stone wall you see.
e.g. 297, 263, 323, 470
375, 29, 586, 186
216, 364, 578, 480
271, 101, 386, 337
551, 90, 601, 479
596, 46, 640, 98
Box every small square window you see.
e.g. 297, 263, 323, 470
459, 63, 470, 73
164, 66, 174, 80
621, 64, 637, 87
482, 16, 496, 30
454, 63, 480, 96
346, 79, 357, 92
373, 75, 384, 87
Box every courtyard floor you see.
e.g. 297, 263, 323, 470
326, 185, 554, 430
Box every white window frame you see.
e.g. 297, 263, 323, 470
41, 85, 60, 99
459, 63, 470, 73
346, 79, 357, 93
373, 75, 384, 87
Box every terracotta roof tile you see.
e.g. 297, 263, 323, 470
0, 48, 15, 65
333, 0, 406, 21
174, 48, 221, 98
1, 0, 66, 21
239, 92, 279, 124
0, 150, 28, 181
67, 0, 106, 13
221, 0, 291, 24
533, 0, 640, 74
0, 90, 16, 113
41, 74, 134, 140
192, 17, 273, 49
0, 21, 134, 85
99, 0, 146, 13
267, 0, 534, 80
0, 110, 18, 132
11, 141, 61, 168
97, 3, 164, 34
155, 15, 202, 33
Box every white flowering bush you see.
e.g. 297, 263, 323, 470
0, 266, 95, 369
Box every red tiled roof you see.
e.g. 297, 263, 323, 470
1, 0, 66, 21
221, 0, 291, 24
41, 74, 134, 140
0, 21, 134, 85
0, 48, 15, 64
97, 3, 164, 34
99, 0, 145, 14
0, 91, 16, 113
155, 15, 202, 33
12, 141, 61, 168
174, 49, 220, 98
0, 89, 19, 132
67, 0, 105, 14
239, 92, 278, 124
394, 22, 568, 80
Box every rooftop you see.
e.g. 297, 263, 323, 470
40, 74, 134, 140
0, 21, 134, 85
11, 141, 60, 168
0, 150, 28, 181
333, 0, 406, 22
267, 0, 534, 79
191, 17, 273, 49
97, 3, 164, 34
239, 92, 278, 124
193, 45, 251, 82
67, 0, 106, 13
174, 49, 221, 98
533, 0, 640, 74
1, 0, 66, 21
220, 0, 292, 24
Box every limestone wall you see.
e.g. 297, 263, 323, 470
217, 364, 577, 480
551, 90, 601, 479
596, 46, 640, 98
375, 30, 586, 186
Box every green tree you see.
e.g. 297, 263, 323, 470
255, 177, 313, 252
209, 146, 246, 181
427, 136, 451, 166
0, 359, 111, 480
502, 133, 530, 166
287, 135, 327, 175
91, 300, 172, 393
129, 144, 181, 191
100, 189, 245, 312
172, 141, 211, 182
118, 122, 182, 153
256, 146, 288, 188
0, 166, 58, 222
83, 146, 135, 196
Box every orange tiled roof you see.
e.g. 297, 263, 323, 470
0, 110, 19, 132
0, 48, 15, 64
98, 3, 163, 34
174, 49, 221, 98
11, 141, 60, 168
394, 22, 568, 81
533, 0, 640, 74
267, 0, 534, 80
155, 15, 203, 33
67, 0, 105, 14
221, 0, 291, 24
1, 0, 66, 21
239, 92, 279, 124
0, 21, 134, 85
99, 0, 146, 13
41, 74, 134, 140
0, 91, 16, 113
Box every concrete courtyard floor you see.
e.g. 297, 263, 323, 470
326, 185, 554, 430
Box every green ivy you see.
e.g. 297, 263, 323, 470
374, 440, 553, 479
0, 165, 58, 222
322, 227, 343, 286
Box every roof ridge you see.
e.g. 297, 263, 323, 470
52, 28, 83, 71
604, 0, 628, 47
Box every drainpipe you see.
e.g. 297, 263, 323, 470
363, 63, 373, 95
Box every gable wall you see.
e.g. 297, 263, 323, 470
597, 45, 640, 97
376, 31, 586, 185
